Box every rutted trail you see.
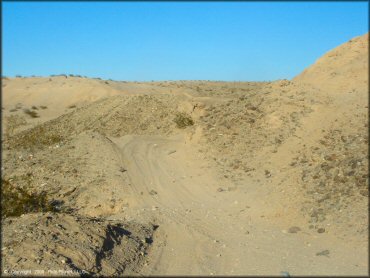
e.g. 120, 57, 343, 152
111, 134, 229, 274
110, 134, 367, 276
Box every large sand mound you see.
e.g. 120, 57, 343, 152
293, 33, 368, 93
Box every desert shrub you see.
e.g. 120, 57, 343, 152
5, 115, 27, 136
9, 108, 18, 112
40, 106, 48, 109
174, 112, 194, 128
23, 109, 39, 118
68, 105, 77, 109
7, 125, 63, 150
1, 178, 56, 218
31, 106, 38, 110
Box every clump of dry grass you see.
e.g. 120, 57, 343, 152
173, 112, 194, 128
1, 178, 57, 218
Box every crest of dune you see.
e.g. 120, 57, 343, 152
293, 33, 368, 93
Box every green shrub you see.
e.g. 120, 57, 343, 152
1, 178, 56, 218
173, 112, 194, 128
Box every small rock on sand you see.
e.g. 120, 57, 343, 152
317, 228, 325, 233
288, 226, 301, 233
316, 249, 330, 257
149, 190, 158, 195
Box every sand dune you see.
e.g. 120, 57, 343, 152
294, 33, 368, 93
1, 33, 368, 275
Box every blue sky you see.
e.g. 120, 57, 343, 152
3, 2, 368, 81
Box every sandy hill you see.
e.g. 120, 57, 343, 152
294, 33, 368, 93
1, 76, 179, 129
1, 33, 368, 276
2, 76, 119, 115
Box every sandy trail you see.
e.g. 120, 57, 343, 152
109, 134, 367, 276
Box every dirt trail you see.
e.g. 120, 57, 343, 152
109, 133, 367, 276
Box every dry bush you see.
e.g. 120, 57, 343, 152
6, 125, 64, 150
4, 115, 27, 137
173, 112, 194, 128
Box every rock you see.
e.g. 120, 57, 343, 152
265, 170, 272, 178
288, 226, 301, 233
317, 228, 325, 233
316, 249, 330, 257
149, 190, 157, 195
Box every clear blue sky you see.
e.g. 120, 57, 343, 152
3, 1, 368, 81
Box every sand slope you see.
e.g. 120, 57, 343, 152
294, 33, 368, 93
